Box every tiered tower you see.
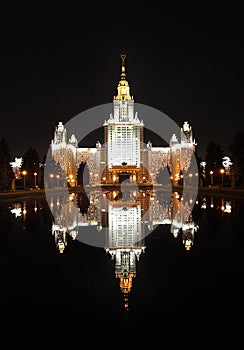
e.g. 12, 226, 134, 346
103, 54, 144, 184
50, 54, 196, 187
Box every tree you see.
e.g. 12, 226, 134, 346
38, 155, 46, 188
230, 131, 244, 185
77, 162, 90, 187
21, 147, 40, 188
205, 140, 224, 185
156, 165, 171, 185
0, 138, 14, 192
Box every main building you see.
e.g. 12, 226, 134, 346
50, 54, 196, 187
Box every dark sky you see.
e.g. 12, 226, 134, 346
0, 2, 243, 159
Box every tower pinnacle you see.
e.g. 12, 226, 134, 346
116, 53, 131, 100
120, 53, 126, 80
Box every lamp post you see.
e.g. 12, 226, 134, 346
22, 170, 27, 189
56, 174, 60, 188
34, 172, 37, 188
49, 173, 54, 188
220, 169, 225, 186
209, 170, 213, 186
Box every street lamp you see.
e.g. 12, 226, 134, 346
56, 174, 60, 187
209, 170, 213, 186
34, 172, 37, 188
22, 170, 27, 189
220, 169, 225, 186
49, 173, 54, 188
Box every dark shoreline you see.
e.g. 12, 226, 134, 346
0, 185, 244, 202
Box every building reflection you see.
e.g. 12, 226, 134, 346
49, 188, 199, 307
170, 192, 198, 250
7, 193, 235, 311
50, 190, 199, 253
104, 189, 146, 309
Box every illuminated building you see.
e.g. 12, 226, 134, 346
50, 54, 196, 186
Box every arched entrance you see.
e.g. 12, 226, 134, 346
119, 172, 130, 183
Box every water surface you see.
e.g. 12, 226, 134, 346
0, 189, 243, 340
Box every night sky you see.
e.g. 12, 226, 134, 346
0, 2, 243, 159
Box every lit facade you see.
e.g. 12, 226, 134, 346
50, 54, 196, 186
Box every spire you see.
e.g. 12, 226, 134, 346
120, 53, 126, 80
116, 53, 131, 100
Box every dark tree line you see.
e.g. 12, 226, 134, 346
0, 138, 14, 192
199, 132, 244, 186
230, 131, 244, 185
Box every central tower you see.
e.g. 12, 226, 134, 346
104, 54, 144, 183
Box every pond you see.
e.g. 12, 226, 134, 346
0, 188, 243, 340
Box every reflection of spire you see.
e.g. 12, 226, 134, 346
112, 250, 139, 310
170, 193, 198, 250
182, 217, 196, 251
116, 272, 136, 310
52, 225, 67, 253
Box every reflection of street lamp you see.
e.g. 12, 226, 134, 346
220, 169, 225, 186
210, 170, 213, 186
69, 174, 75, 186
22, 170, 27, 189
34, 172, 37, 188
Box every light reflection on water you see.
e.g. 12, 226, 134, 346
1, 189, 243, 333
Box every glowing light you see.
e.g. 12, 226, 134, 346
222, 156, 232, 169
210, 197, 214, 208
11, 206, 22, 217
10, 157, 23, 169
224, 201, 232, 213
69, 194, 74, 201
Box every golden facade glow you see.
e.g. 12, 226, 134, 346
117, 273, 135, 295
